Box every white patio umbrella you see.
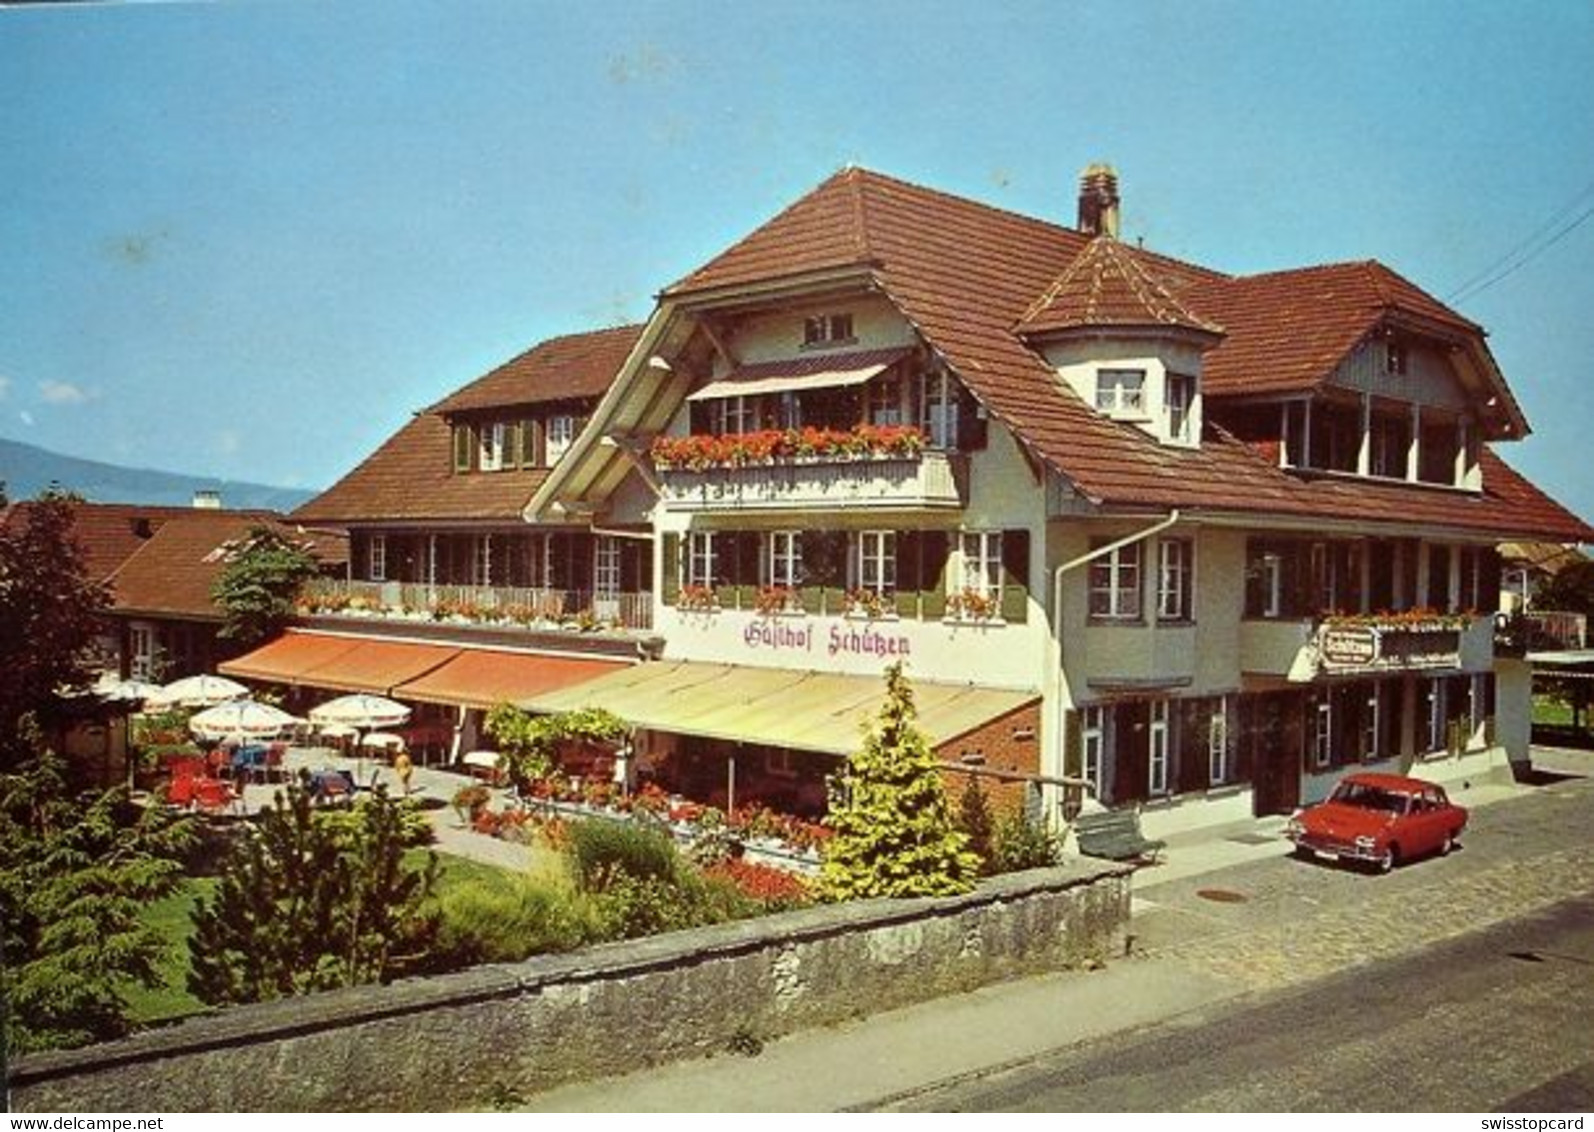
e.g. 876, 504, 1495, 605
188, 700, 303, 743
148, 674, 250, 710
96, 676, 165, 705
308, 694, 411, 730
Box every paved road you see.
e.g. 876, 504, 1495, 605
880, 894, 1594, 1111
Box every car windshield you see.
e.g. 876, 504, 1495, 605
1329, 781, 1411, 814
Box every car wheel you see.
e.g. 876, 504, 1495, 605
1375, 845, 1398, 874
1439, 834, 1455, 857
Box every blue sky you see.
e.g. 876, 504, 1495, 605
3, 0, 1592, 525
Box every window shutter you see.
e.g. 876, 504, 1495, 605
1062, 708, 1084, 815
895, 531, 921, 618
920, 530, 949, 618
1113, 701, 1148, 805
525, 419, 545, 468
1000, 528, 1030, 623
452, 423, 472, 473
505, 421, 522, 468
661, 533, 680, 605
1176, 700, 1208, 794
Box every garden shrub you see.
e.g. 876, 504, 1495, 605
990, 807, 1060, 873
567, 817, 682, 892
433, 876, 597, 966
957, 779, 996, 876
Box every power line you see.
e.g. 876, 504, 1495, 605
1446, 177, 1594, 305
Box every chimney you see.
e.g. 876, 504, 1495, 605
1077, 163, 1120, 239
191, 489, 222, 510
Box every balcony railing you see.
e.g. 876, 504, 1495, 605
299, 578, 653, 632
1525, 610, 1587, 651
658, 450, 969, 512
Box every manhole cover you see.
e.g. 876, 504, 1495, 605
1196, 888, 1248, 904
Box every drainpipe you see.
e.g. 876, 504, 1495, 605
1044, 509, 1181, 822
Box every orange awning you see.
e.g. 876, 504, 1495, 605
393, 650, 629, 710
219, 631, 367, 685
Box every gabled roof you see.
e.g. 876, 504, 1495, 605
296, 325, 642, 525
432, 324, 643, 415
1016, 235, 1223, 338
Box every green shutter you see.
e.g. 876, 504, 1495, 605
920, 531, 949, 619
506, 420, 523, 468
1000, 529, 1030, 623
452, 423, 472, 473
895, 531, 921, 618
661, 533, 680, 605
800, 586, 823, 614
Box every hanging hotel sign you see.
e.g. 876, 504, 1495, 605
1317, 618, 1465, 674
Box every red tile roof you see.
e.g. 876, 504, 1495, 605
432, 324, 643, 415
108, 511, 347, 620
296, 325, 642, 524
1017, 236, 1222, 338
661, 167, 1589, 541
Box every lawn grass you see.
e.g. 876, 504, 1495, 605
125, 848, 524, 1029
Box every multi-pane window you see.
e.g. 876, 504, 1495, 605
1082, 706, 1105, 800
960, 531, 1003, 601
594, 536, 620, 597
857, 531, 897, 595
1096, 369, 1146, 416
479, 422, 509, 472
1207, 697, 1230, 785
1167, 373, 1196, 442
1148, 700, 1170, 795
686, 531, 717, 589
868, 375, 904, 426
712, 396, 755, 435
369, 534, 387, 582
1088, 543, 1142, 620
1157, 538, 1193, 621
1258, 551, 1283, 617
802, 313, 854, 346
921, 370, 958, 449
768, 531, 802, 589
130, 625, 156, 682
545, 415, 576, 465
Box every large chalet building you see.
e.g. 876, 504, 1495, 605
259, 164, 1589, 836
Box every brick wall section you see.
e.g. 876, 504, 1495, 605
11, 863, 1129, 1113
935, 701, 1042, 816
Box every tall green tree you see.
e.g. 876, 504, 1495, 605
209, 525, 319, 646
0, 486, 112, 771
819, 662, 979, 900
0, 736, 192, 1052
188, 779, 437, 1005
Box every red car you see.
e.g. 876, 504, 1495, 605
1285, 772, 1467, 873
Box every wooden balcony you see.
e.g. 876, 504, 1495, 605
1242, 614, 1494, 680
658, 451, 969, 513
299, 579, 653, 633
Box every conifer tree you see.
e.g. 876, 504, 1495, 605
819, 662, 979, 900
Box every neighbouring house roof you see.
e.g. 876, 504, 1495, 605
108, 511, 347, 621
431, 324, 644, 415
650, 166, 1585, 541
1016, 235, 1223, 338
295, 324, 644, 525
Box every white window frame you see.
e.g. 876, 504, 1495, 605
1096, 369, 1146, 417
713, 396, 755, 435
473, 534, 493, 586
129, 624, 156, 682
959, 531, 1003, 601
594, 535, 621, 597
1082, 705, 1105, 800
868, 374, 904, 426
1167, 372, 1196, 442
478, 422, 508, 472
1260, 552, 1284, 618
686, 531, 717, 590
1207, 697, 1230, 785
920, 369, 958, 449
1088, 543, 1142, 620
856, 530, 897, 596
803, 312, 854, 347
768, 531, 802, 589
1148, 699, 1170, 796
545, 415, 576, 465
1312, 696, 1333, 770
369, 534, 387, 582
1157, 538, 1192, 621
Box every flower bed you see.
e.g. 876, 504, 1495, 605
650, 425, 925, 471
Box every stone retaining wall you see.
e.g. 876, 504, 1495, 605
10, 862, 1130, 1112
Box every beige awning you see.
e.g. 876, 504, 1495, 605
519, 660, 1037, 756
685, 348, 911, 402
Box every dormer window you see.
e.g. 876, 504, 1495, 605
1096, 369, 1146, 417
478, 422, 510, 471
802, 313, 854, 347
